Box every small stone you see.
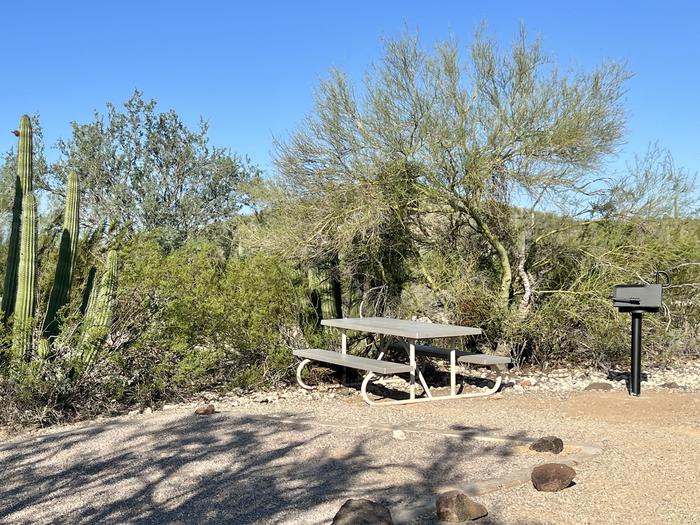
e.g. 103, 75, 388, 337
194, 404, 215, 415
584, 382, 613, 391
143, 407, 153, 415
531, 463, 576, 492
127, 409, 140, 417
519, 379, 533, 387
392, 430, 407, 440
436, 490, 488, 522
530, 436, 564, 454
659, 381, 680, 389
332, 499, 393, 525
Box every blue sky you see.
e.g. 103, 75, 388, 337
1, 1, 698, 183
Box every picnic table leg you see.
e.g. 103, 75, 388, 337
409, 340, 416, 400
450, 337, 457, 396
341, 330, 347, 384
296, 359, 314, 390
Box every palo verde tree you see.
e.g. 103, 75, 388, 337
271, 27, 631, 318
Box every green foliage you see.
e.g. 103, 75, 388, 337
50, 90, 261, 247
110, 237, 302, 402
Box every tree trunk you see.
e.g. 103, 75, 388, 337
468, 206, 512, 310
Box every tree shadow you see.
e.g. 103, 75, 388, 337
0, 409, 543, 524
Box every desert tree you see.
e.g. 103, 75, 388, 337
48, 91, 260, 248
269, 27, 631, 315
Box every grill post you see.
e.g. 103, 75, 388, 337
630, 312, 643, 396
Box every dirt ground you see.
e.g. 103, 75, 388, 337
1, 389, 698, 524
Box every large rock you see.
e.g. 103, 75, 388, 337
194, 404, 215, 415
436, 490, 488, 522
530, 436, 564, 454
332, 499, 393, 525
531, 463, 576, 492
584, 382, 613, 391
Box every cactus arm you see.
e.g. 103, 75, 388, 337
2, 115, 33, 321
42, 172, 80, 338
77, 250, 117, 373
12, 192, 37, 361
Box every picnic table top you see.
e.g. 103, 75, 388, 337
320, 316, 482, 340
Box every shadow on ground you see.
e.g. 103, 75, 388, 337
0, 410, 537, 524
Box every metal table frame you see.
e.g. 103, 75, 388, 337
302, 317, 503, 405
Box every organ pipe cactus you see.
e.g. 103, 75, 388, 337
77, 250, 118, 373
2, 115, 33, 321
11, 192, 37, 361
307, 264, 342, 325
2, 114, 118, 373
42, 171, 80, 338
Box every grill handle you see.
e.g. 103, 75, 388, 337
656, 271, 671, 288
615, 297, 641, 304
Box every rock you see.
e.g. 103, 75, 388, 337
519, 379, 534, 387
127, 409, 140, 417
194, 404, 215, 415
584, 382, 613, 391
660, 381, 680, 389
332, 499, 393, 525
530, 436, 564, 454
531, 463, 576, 492
392, 430, 407, 440
162, 404, 178, 410
143, 407, 153, 415
436, 490, 488, 522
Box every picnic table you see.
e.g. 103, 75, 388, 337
293, 317, 510, 406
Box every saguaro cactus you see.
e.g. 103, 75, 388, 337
2, 115, 33, 322
42, 171, 80, 338
77, 250, 117, 372
12, 192, 37, 360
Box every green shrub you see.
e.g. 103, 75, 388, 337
112, 236, 304, 402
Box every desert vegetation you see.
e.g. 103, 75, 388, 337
0, 30, 697, 427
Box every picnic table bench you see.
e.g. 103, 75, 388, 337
293, 317, 510, 406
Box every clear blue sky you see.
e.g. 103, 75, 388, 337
1, 1, 698, 181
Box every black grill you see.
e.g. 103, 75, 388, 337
612, 283, 662, 312
611, 271, 670, 396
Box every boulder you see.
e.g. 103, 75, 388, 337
194, 404, 215, 415
436, 490, 488, 522
531, 463, 576, 492
332, 499, 393, 525
584, 382, 613, 391
530, 436, 564, 454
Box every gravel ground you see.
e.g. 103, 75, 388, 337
1, 362, 699, 524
